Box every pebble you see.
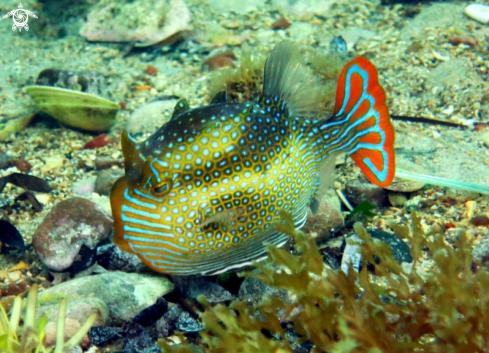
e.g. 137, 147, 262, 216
271, 17, 291, 30
271, 0, 336, 16
464, 4, 489, 24
156, 304, 203, 336
207, 0, 263, 14
38, 297, 107, 347
95, 169, 124, 196
388, 192, 408, 207
96, 243, 145, 272
172, 276, 235, 303
384, 178, 425, 193
72, 176, 97, 195
344, 178, 389, 208
32, 197, 113, 272
125, 99, 177, 135
301, 189, 344, 242
37, 271, 174, 322
482, 132, 489, 149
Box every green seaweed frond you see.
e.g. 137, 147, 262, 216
160, 211, 489, 352
0, 284, 97, 353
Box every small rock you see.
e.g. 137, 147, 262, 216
208, 0, 263, 14
302, 189, 344, 242
449, 34, 478, 47
89, 326, 124, 345
338, 27, 376, 51
123, 323, 161, 353
37, 271, 174, 323
465, 4, 489, 24
384, 177, 425, 193
388, 192, 408, 207
96, 243, 145, 272
345, 178, 389, 208
271, 17, 291, 30
84, 134, 113, 150
473, 235, 489, 268
132, 297, 168, 327
33, 197, 113, 272
271, 0, 336, 16
95, 169, 124, 196
172, 276, 235, 303
238, 265, 291, 306
427, 59, 481, 88
126, 99, 177, 135
482, 132, 489, 149
38, 297, 108, 347
287, 22, 316, 41
156, 304, 203, 337
72, 176, 97, 195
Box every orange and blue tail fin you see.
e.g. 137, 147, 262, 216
316, 57, 395, 187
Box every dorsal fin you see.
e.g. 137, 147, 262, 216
210, 90, 227, 104
121, 130, 144, 174
261, 41, 323, 118
170, 98, 190, 120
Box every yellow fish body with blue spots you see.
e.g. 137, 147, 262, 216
110, 41, 395, 275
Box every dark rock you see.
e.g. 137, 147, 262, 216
132, 297, 168, 327
156, 304, 203, 337
33, 197, 113, 272
0, 219, 25, 254
172, 276, 235, 303
95, 169, 124, 196
238, 265, 290, 307
369, 229, 413, 264
341, 228, 413, 274
96, 243, 144, 272
69, 244, 97, 276
89, 326, 124, 345
123, 323, 160, 353
344, 178, 389, 208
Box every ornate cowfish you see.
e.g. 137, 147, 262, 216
110, 41, 395, 276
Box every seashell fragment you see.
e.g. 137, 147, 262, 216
24, 86, 119, 132
464, 4, 489, 24
79, 0, 191, 47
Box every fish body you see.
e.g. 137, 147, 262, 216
110, 41, 395, 275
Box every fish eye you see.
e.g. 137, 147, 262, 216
152, 181, 170, 195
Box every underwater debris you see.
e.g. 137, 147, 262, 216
24, 86, 120, 132
0, 172, 51, 194
83, 133, 113, 150
0, 219, 25, 254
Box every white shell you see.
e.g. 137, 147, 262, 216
25, 86, 119, 132
464, 4, 489, 24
